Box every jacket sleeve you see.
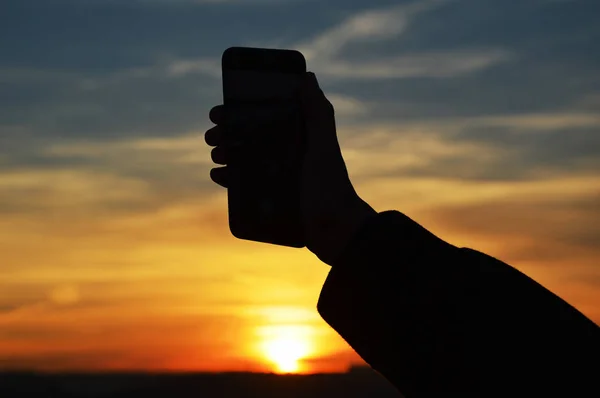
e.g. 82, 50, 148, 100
317, 211, 600, 398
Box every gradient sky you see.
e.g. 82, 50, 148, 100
1, 0, 599, 373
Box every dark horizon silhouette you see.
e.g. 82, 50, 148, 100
1, 366, 400, 398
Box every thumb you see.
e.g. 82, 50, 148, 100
299, 72, 337, 147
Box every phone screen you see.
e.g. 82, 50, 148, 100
222, 64, 306, 247
224, 69, 303, 173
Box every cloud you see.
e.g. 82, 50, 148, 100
423, 189, 600, 316
313, 49, 512, 80
336, 111, 600, 184
43, 133, 214, 166
327, 93, 371, 116
104, 1, 507, 85
293, 0, 511, 80
0, 286, 82, 322
341, 126, 498, 180
297, 0, 449, 60
0, 168, 154, 215
431, 192, 600, 257
48, 285, 81, 306
468, 113, 600, 131
0, 309, 251, 371
348, 169, 600, 321
73, 56, 222, 90
424, 188, 600, 323
78, 1, 497, 83
165, 57, 221, 78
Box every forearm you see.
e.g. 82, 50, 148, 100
317, 211, 599, 396
318, 211, 472, 396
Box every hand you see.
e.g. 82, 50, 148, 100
205, 72, 376, 265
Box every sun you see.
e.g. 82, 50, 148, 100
257, 325, 313, 374
262, 335, 307, 373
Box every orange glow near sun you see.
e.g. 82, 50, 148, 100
256, 325, 315, 374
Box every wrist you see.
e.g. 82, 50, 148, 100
309, 197, 377, 266
334, 198, 377, 264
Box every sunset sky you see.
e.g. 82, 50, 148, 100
1, 0, 599, 374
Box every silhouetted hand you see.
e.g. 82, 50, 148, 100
205, 72, 376, 265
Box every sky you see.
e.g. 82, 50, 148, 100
1, 0, 599, 374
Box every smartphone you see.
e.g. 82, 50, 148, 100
221, 46, 307, 247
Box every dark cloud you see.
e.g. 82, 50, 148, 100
458, 125, 599, 172
0, 283, 48, 314
404, 125, 600, 181
429, 191, 600, 264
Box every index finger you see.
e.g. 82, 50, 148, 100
209, 105, 225, 125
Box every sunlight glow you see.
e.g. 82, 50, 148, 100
256, 325, 315, 374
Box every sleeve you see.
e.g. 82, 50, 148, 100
317, 211, 600, 398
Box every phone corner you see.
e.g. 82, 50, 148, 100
227, 217, 245, 241
221, 46, 239, 66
